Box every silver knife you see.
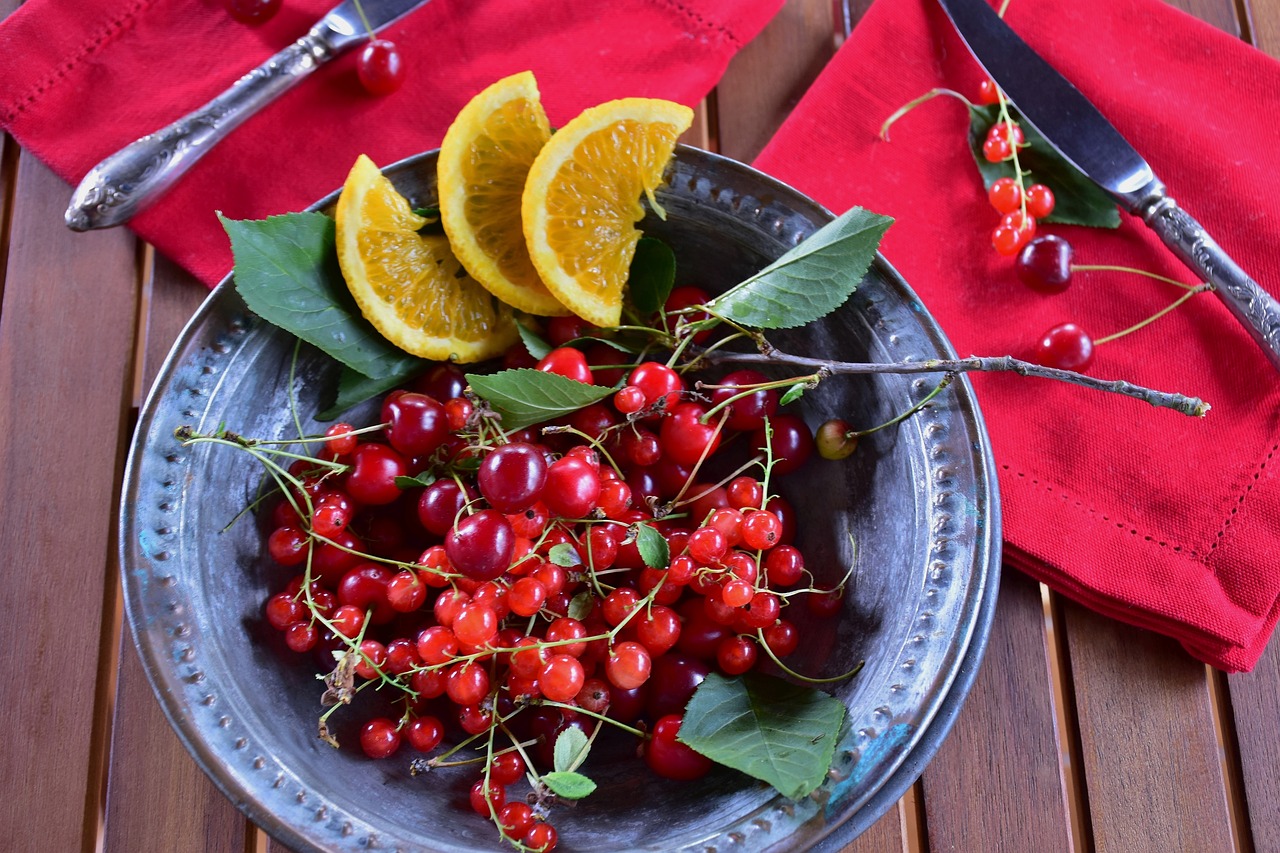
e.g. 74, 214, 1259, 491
65, 0, 430, 232
936, 0, 1280, 372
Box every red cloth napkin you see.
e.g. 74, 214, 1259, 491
755, 0, 1280, 671
0, 0, 781, 286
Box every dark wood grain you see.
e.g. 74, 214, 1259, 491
921, 571, 1074, 851
1229, 633, 1280, 853
0, 153, 140, 851
1244, 0, 1280, 52
1063, 603, 1234, 852
101, 257, 244, 852
713, 0, 837, 162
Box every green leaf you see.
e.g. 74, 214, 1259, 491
394, 473, 436, 489
548, 543, 582, 567
708, 208, 893, 329
966, 105, 1121, 228
553, 727, 590, 773
567, 590, 594, 621
542, 771, 597, 800
679, 672, 846, 800
628, 236, 677, 315
219, 212, 425, 379
634, 522, 669, 569
465, 369, 616, 431
317, 360, 427, 421
412, 207, 444, 235
517, 319, 553, 361
779, 383, 808, 406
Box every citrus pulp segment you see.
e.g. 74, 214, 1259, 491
521, 98, 695, 328
438, 71, 567, 316
335, 154, 518, 362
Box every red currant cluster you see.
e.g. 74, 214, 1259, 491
224, 0, 405, 95
250, 328, 837, 850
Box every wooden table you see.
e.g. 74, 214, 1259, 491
2, 0, 1277, 850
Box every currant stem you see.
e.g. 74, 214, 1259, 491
540, 701, 648, 739
879, 88, 975, 141
698, 349, 1209, 416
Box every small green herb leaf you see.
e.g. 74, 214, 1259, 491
553, 727, 590, 773
317, 360, 427, 421
679, 672, 846, 800
628, 236, 677, 315
779, 383, 808, 406
708, 208, 893, 329
220, 212, 424, 379
634, 522, 669, 569
394, 473, 436, 489
517, 319, 553, 361
548, 543, 582, 567
465, 369, 616, 431
542, 771, 597, 800
966, 105, 1120, 228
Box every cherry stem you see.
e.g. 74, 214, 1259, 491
1071, 264, 1204, 292
851, 373, 955, 437
879, 88, 975, 141
1093, 285, 1212, 346
754, 627, 865, 683
697, 349, 1208, 417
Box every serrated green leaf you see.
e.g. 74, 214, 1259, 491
779, 383, 807, 406
517, 319, 553, 361
553, 727, 590, 773
542, 771, 597, 800
465, 369, 616, 431
567, 590, 594, 621
548, 543, 582, 567
629, 236, 677, 315
708, 208, 893, 329
634, 522, 669, 569
966, 105, 1120, 228
395, 473, 436, 489
679, 672, 845, 800
317, 360, 427, 421
220, 212, 425, 378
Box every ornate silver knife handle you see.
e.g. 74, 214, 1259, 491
65, 29, 334, 232
1137, 192, 1280, 372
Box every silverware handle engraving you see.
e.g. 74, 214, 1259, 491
65, 29, 334, 232
1141, 194, 1280, 372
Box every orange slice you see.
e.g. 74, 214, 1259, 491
521, 98, 694, 328
335, 154, 518, 362
438, 71, 567, 316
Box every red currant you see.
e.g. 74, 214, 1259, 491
982, 134, 1012, 163
540, 654, 586, 702
1025, 183, 1056, 218
976, 78, 1000, 105
541, 456, 601, 519
987, 177, 1022, 214
359, 717, 401, 759
645, 714, 712, 780
406, 715, 444, 752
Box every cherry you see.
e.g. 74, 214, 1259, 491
359, 717, 401, 759
628, 362, 684, 413
478, 442, 547, 513
645, 714, 713, 781
357, 39, 405, 96
418, 479, 469, 536
382, 392, 448, 457
660, 403, 721, 466
337, 563, 394, 623
541, 456, 601, 519
815, 418, 859, 460
663, 285, 714, 343
413, 363, 468, 402
750, 414, 813, 475
446, 510, 516, 581
537, 347, 593, 384
1016, 234, 1073, 292
1034, 322, 1094, 371
710, 369, 779, 430
345, 443, 407, 505
546, 315, 593, 347
646, 653, 710, 719
225, 0, 280, 24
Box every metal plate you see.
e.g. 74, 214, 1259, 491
119, 146, 1001, 852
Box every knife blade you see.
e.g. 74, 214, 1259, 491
936, 0, 1280, 372
65, 0, 431, 232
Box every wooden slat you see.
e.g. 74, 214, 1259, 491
840, 801, 911, 853
101, 255, 245, 851
713, 0, 837, 162
1062, 603, 1234, 852
0, 154, 140, 851
921, 571, 1074, 851
1228, 634, 1280, 853
1245, 0, 1280, 52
